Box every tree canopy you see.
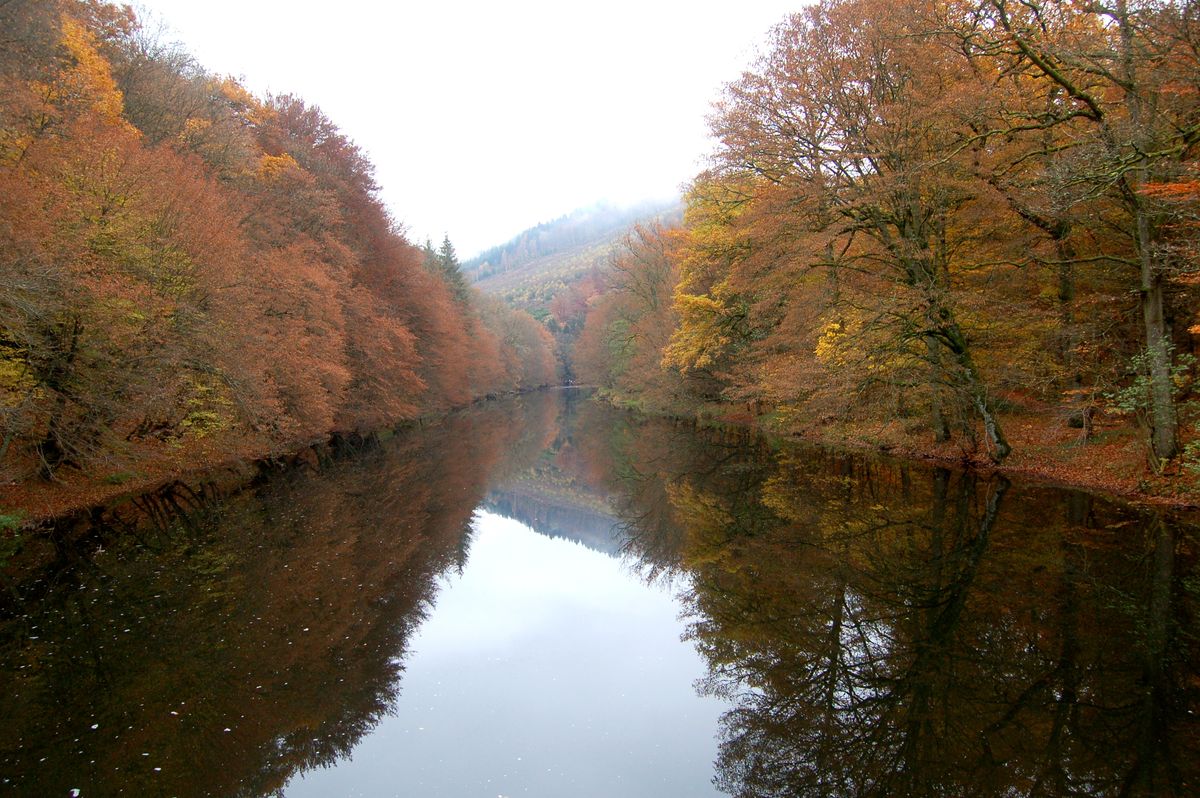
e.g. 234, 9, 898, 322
573, 0, 1200, 480
0, 0, 556, 492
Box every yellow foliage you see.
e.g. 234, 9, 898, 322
256, 152, 300, 180
811, 307, 920, 379
178, 117, 212, 142
59, 16, 128, 127
218, 77, 263, 124
665, 481, 738, 570
179, 378, 233, 439
814, 310, 876, 370
813, 319, 850, 367
0, 356, 35, 396
663, 292, 732, 372
674, 177, 752, 295
662, 175, 760, 375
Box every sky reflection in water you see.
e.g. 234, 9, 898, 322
2, 390, 1196, 797
288, 511, 724, 798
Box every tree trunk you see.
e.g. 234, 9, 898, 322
1139, 213, 1178, 463
1117, 0, 1177, 463
36, 315, 83, 480
940, 321, 1012, 462
925, 337, 951, 442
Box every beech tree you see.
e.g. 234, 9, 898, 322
1, 10, 242, 474
577, 223, 688, 406
0, 3, 557, 487
701, 0, 1015, 458
478, 295, 557, 392
956, 0, 1200, 460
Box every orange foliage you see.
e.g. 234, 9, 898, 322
574, 0, 1200, 487
0, 3, 556, 498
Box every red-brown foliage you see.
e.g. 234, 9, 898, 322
0, 3, 556, 500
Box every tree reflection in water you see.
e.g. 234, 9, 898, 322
0, 394, 557, 797
570, 401, 1198, 798
1, 391, 1196, 797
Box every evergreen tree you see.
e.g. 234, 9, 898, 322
436, 234, 471, 304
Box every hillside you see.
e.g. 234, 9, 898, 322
0, 1, 557, 512
465, 200, 682, 312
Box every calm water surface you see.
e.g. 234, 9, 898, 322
1, 389, 1197, 796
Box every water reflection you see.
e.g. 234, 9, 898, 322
288, 511, 724, 798
0, 395, 557, 797
483, 389, 627, 557
1, 390, 1197, 797
566, 402, 1199, 798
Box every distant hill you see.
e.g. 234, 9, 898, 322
464, 199, 682, 312
484, 485, 626, 557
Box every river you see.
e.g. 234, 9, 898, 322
1, 389, 1196, 796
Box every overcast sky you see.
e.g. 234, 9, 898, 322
132, 0, 799, 256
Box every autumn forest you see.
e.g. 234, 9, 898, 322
2, 2, 1199, 794
0, 0, 556, 512
3, 0, 1200, 516
570, 0, 1200, 499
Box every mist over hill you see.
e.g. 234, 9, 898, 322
464, 199, 682, 312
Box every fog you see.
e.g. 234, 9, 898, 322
133, 0, 802, 255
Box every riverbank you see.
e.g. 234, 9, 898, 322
0, 430, 341, 527
595, 389, 1200, 509
0, 389, 555, 527
6, 385, 1196, 535
783, 412, 1200, 509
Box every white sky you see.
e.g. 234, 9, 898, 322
131, 1, 800, 256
